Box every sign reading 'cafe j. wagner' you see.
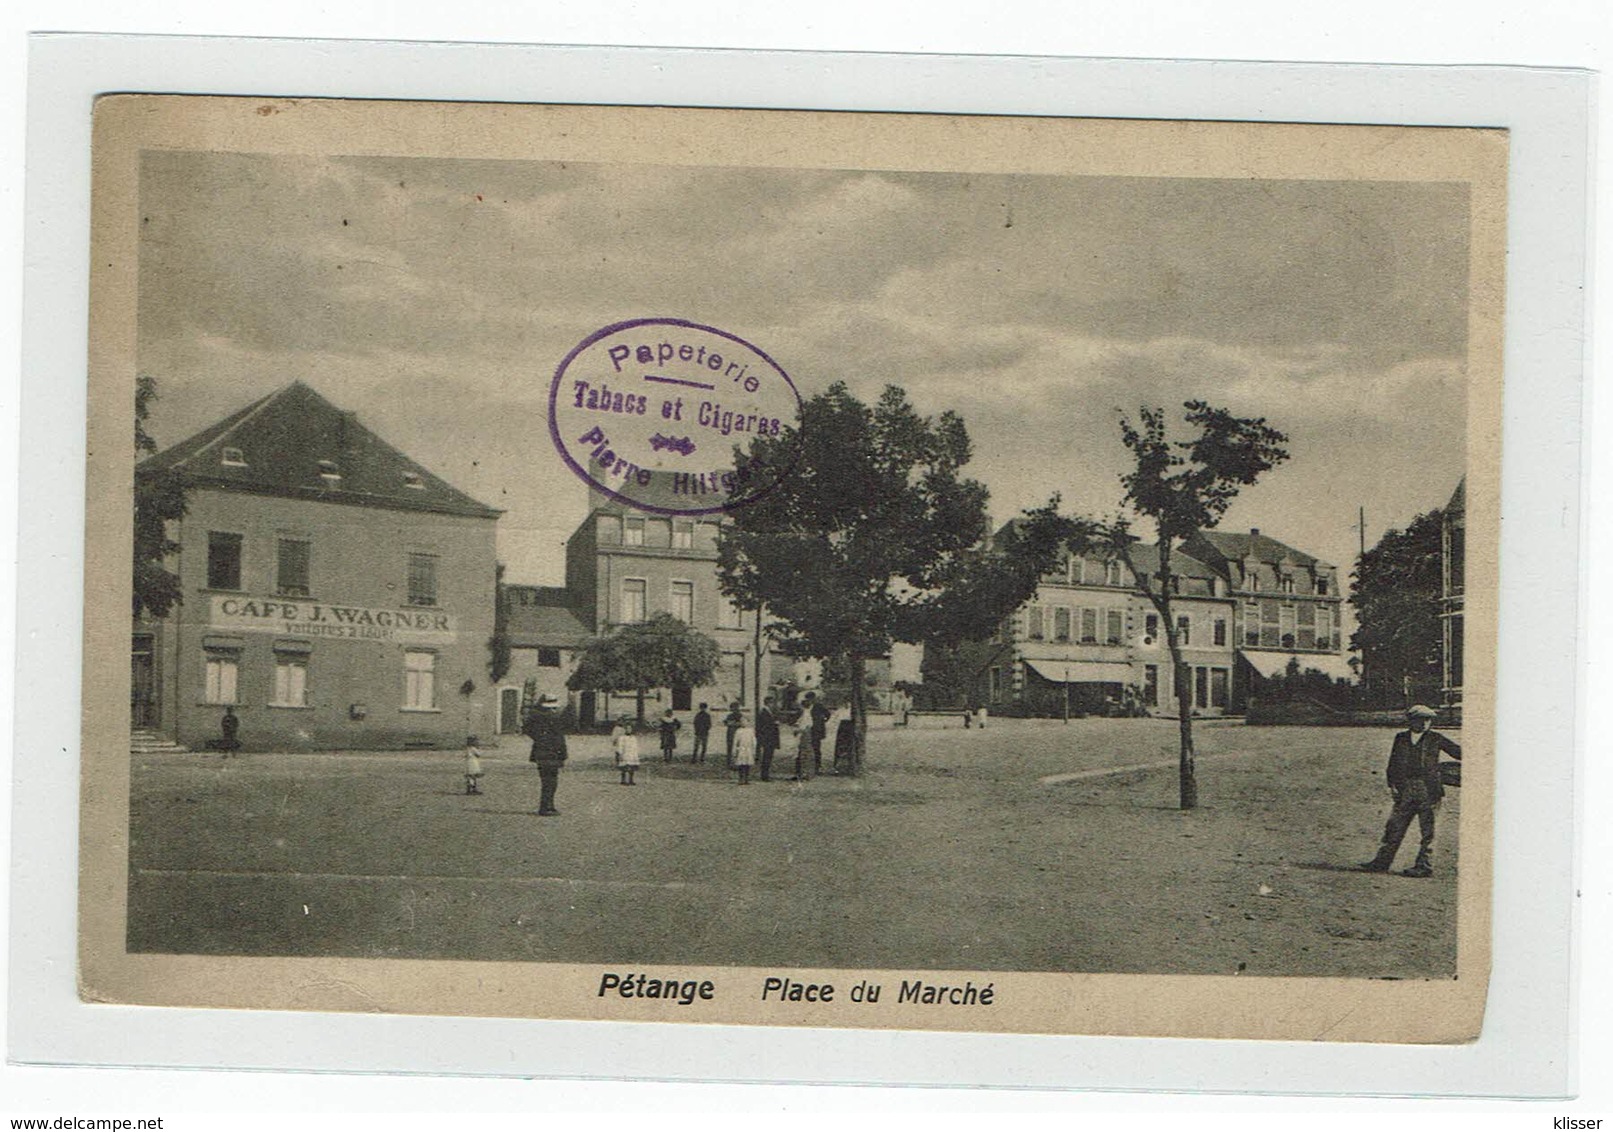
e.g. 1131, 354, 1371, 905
208, 595, 458, 646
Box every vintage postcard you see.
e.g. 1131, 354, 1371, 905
80, 95, 1504, 1043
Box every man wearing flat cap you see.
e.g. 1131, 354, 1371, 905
1361, 705, 1462, 877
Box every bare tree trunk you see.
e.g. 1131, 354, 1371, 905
848, 653, 868, 777
635, 687, 646, 726
1119, 536, 1197, 810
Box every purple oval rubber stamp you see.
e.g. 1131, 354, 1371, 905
549, 317, 803, 516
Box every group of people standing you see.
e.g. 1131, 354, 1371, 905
615, 691, 845, 786
500, 690, 855, 818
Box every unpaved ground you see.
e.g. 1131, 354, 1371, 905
127, 718, 1461, 977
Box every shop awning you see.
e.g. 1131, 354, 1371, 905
1239, 650, 1355, 682
1023, 658, 1133, 685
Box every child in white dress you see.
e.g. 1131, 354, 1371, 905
613, 717, 641, 786
463, 735, 484, 795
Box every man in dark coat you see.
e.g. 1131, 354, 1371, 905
809, 695, 831, 774
1361, 704, 1462, 877
525, 694, 568, 817
756, 700, 780, 782
691, 703, 712, 763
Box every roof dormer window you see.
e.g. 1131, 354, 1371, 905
402, 472, 425, 490
221, 447, 247, 467
317, 460, 342, 482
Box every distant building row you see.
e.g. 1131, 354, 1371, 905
968, 522, 1350, 717
133, 382, 901, 752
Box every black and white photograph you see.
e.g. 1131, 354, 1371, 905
79, 95, 1504, 1042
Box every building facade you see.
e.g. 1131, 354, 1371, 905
1181, 529, 1348, 708
133, 382, 501, 751
971, 525, 1347, 717
561, 498, 768, 724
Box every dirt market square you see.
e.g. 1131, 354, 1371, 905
124, 717, 1462, 980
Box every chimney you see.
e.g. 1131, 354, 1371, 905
1250, 528, 1260, 537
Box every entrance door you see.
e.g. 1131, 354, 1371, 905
131, 636, 157, 728
499, 687, 520, 734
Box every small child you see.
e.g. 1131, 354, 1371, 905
613, 717, 640, 786
731, 710, 756, 785
463, 735, 484, 795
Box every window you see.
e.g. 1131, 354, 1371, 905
403, 472, 425, 490
203, 650, 239, 704
1316, 606, 1334, 650
717, 593, 744, 630
1080, 608, 1098, 644
621, 578, 647, 623
1194, 666, 1209, 709
1027, 606, 1044, 640
221, 446, 247, 467
1280, 575, 1296, 594
537, 648, 562, 668
317, 459, 341, 481
407, 553, 438, 607
624, 517, 645, 546
1053, 607, 1071, 642
597, 514, 622, 544
1279, 604, 1296, 649
1297, 603, 1317, 649
1177, 615, 1192, 646
670, 580, 695, 623
1210, 668, 1230, 708
1105, 609, 1124, 646
403, 650, 436, 710
1073, 557, 1088, 585
273, 654, 308, 707
1244, 602, 1261, 647
673, 520, 694, 549
207, 531, 243, 591
277, 539, 311, 597
1145, 614, 1159, 642
1143, 665, 1159, 707
988, 666, 1002, 703
1105, 560, 1123, 586
1315, 574, 1330, 596
1213, 617, 1227, 647
1260, 600, 1281, 647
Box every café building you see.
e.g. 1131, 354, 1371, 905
132, 381, 501, 751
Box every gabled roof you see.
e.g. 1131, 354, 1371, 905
1124, 542, 1221, 583
502, 585, 591, 647
1189, 529, 1332, 573
137, 381, 501, 520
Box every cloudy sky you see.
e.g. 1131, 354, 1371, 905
138, 149, 1470, 586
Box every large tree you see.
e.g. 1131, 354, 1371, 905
567, 612, 721, 724
717, 382, 1068, 775
133, 375, 189, 618
1087, 402, 1290, 809
1350, 508, 1444, 702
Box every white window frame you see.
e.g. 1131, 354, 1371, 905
403, 650, 437, 711
672, 520, 694, 550
670, 579, 695, 623
624, 517, 645, 546
1213, 616, 1228, 647
1177, 614, 1192, 647
272, 653, 309, 707
203, 651, 239, 705
621, 577, 648, 624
